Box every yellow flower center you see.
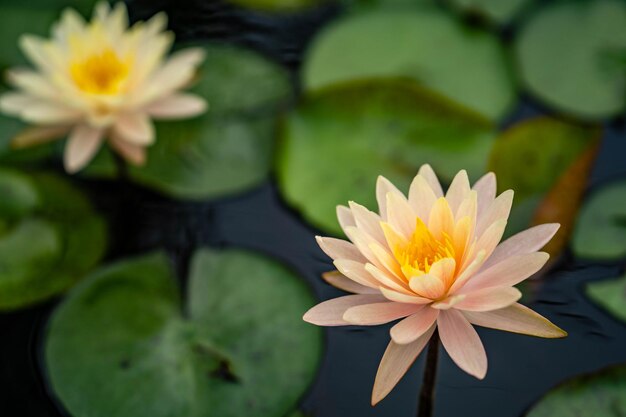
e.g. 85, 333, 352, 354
394, 217, 455, 278
70, 48, 129, 95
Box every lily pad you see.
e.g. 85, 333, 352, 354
302, 9, 516, 120
573, 180, 626, 261
45, 249, 322, 417
516, 0, 626, 120
86, 43, 292, 199
277, 78, 495, 235
586, 272, 626, 324
526, 364, 626, 417
227, 0, 329, 12
444, 0, 532, 24
0, 169, 107, 309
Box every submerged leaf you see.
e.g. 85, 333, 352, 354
45, 249, 322, 417
303, 9, 515, 120
277, 78, 495, 235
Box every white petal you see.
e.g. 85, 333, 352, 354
145, 93, 207, 119
114, 113, 155, 145
64, 125, 104, 173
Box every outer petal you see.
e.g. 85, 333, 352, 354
6, 69, 58, 100
114, 113, 155, 145
365, 264, 411, 294
386, 191, 415, 238
303, 294, 386, 326
376, 175, 404, 221
109, 135, 147, 166
145, 93, 207, 119
390, 307, 439, 344
343, 302, 423, 325
337, 205, 356, 230
473, 219, 507, 260
64, 125, 104, 173
334, 259, 380, 289
459, 252, 549, 293
316, 236, 366, 262
379, 286, 432, 304
438, 309, 487, 379
448, 250, 487, 294
322, 271, 378, 294
453, 287, 521, 312
472, 172, 496, 216
482, 224, 560, 270
463, 303, 567, 338
476, 190, 514, 237
371, 325, 436, 405
348, 201, 386, 245
417, 164, 443, 197
445, 170, 470, 214
408, 174, 438, 222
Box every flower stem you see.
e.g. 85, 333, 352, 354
417, 330, 439, 417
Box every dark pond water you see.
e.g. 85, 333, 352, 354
2, 0, 626, 416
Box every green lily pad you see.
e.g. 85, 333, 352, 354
444, 0, 532, 24
526, 364, 626, 417
586, 272, 626, 323
516, 0, 626, 120
302, 9, 516, 121
0, 169, 107, 309
277, 78, 495, 235
86, 43, 292, 199
45, 250, 322, 417
227, 0, 329, 12
573, 180, 626, 261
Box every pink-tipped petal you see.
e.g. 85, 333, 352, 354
438, 309, 487, 379
445, 170, 470, 214
303, 294, 386, 326
409, 274, 445, 300
376, 176, 404, 221
474, 219, 507, 259
145, 93, 207, 119
109, 136, 147, 166
63, 125, 104, 173
337, 205, 356, 230
334, 259, 380, 289
463, 303, 567, 338
365, 263, 412, 294
453, 287, 521, 312
371, 325, 436, 405
476, 190, 514, 236
390, 307, 439, 344
114, 113, 155, 145
408, 174, 438, 222
322, 271, 379, 294
386, 192, 415, 238
482, 223, 560, 270
348, 201, 386, 245
448, 250, 487, 294
472, 172, 496, 216
417, 164, 443, 197
455, 191, 477, 225
379, 287, 432, 304
460, 252, 549, 293
316, 236, 365, 262
344, 302, 423, 325
431, 294, 466, 310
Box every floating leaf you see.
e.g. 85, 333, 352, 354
0, 169, 106, 309
227, 0, 328, 12
302, 9, 516, 120
516, 0, 626, 120
573, 180, 626, 261
277, 78, 494, 235
85, 43, 292, 199
444, 0, 532, 24
526, 364, 626, 417
45, 249, 322, 417
586, 273, 626, 324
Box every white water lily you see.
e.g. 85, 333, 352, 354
0, 2, 207, 173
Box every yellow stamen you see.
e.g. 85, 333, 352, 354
393, 217, 456, 279
70, 48, 129, 95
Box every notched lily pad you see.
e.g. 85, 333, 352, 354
277, 78, 495, 235
573, 180, 626, 261
516, 0, 626, 120
526, 364, 626, 417
302, 9, 516, 120
45, 249, 322, 417
86, 43, 293, 199
0, 169, 106, 309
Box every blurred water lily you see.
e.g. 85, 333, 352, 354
0, 2, 207, 173
304, 165, 566, 405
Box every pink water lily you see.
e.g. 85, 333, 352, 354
303, 165, 566, 405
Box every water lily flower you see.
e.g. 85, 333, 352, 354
303, 165, 567, 405
0, 2, 207, 173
